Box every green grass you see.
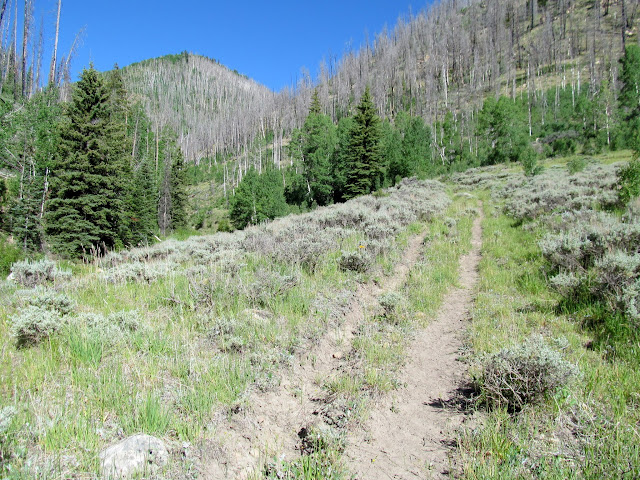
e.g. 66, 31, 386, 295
0, 183, 454, 478
456, 191, 640, 479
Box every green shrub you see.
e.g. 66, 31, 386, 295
521, 148, 542, 177
11, 305, 65, 347
618, 158, 640, 206
477, 335, 579, 412
0, 238, 23, 278
23, 287, 75, 315
567, 156, 590, 174
216, 218, 233, 232
10, 259, 57, 287
339, 249, 373, 273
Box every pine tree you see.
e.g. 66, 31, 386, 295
619, 44, 640, 155
44, 66, 127, 257
301, 90, 336, 206
157, 127, 187, 235
344, 86, 384, 200
331, 116, 354, 203
170, 143, 187, 230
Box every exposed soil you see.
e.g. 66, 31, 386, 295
344, 208, 483, 479
203, 208, 483, 479
203, 230, 432, 479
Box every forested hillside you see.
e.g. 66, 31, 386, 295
120, 54, 276, 162
2, 0, 640, 257
116, 0, 640, 217
120, 0, 639, 166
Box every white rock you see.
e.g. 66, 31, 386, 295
99, 434, 168, 479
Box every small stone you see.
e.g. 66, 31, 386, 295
99, 434, 168, 479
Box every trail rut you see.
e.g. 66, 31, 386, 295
204, 230, 431, 479
344, 207, 483, 479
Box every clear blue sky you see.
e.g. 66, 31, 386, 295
30, 0, 428, 91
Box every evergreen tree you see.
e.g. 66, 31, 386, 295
170, 143, 188, 230
44, 66, 128, 257
619, 44, 640, 155
331, 116, 354, 203
157, 127, 187, 235
301, 90, 336, 206
105, 66, 135, 244
344, 86, 384, 200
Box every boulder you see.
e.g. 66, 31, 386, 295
99, 434, 168, 479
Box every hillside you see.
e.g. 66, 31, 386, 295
120, 53, 277, 162
120, 0, 639, 191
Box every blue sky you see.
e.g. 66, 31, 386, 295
27, 0, 427, 91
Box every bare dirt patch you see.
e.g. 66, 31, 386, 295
203, 231, 431, 479
344, 209, 483, 479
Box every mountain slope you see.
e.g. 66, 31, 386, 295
121, 53, 277, 162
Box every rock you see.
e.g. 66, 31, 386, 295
99, 434, 168, 479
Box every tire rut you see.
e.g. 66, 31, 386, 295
344, 207, 483, 479
203, 229, 431, 479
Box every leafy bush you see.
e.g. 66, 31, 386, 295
339, 249, 373, 273
567, 156, 589, 174
244, 268, 298, 308
10, 259, 57, 287
26, 288, 75, 315
11, 305, 65, 347
216, 218, 233, 232
477, 335, 579, 412
101, 261, 177, 283
0, 237, 23, 278
521, 148, 542, 177
617, 158, 640, 206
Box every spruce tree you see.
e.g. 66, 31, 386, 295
619, 44, 640, 154
344, 86, 384, 200
157, 127, 187, 235
45, 66, 127, 257
301, 90, 336, 206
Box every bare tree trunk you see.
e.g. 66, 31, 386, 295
21, 0, 31, 99
621, 0, 627, 50
33, 16, 43, 93
48, 0, 61, 85
12, 0, 18, 101
0, 0, 7, 32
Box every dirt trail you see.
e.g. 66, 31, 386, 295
203, 231, 431, 479
344, 208, 483, 479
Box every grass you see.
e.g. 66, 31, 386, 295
0, 181, 451, 478
456, 181, 640, 478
